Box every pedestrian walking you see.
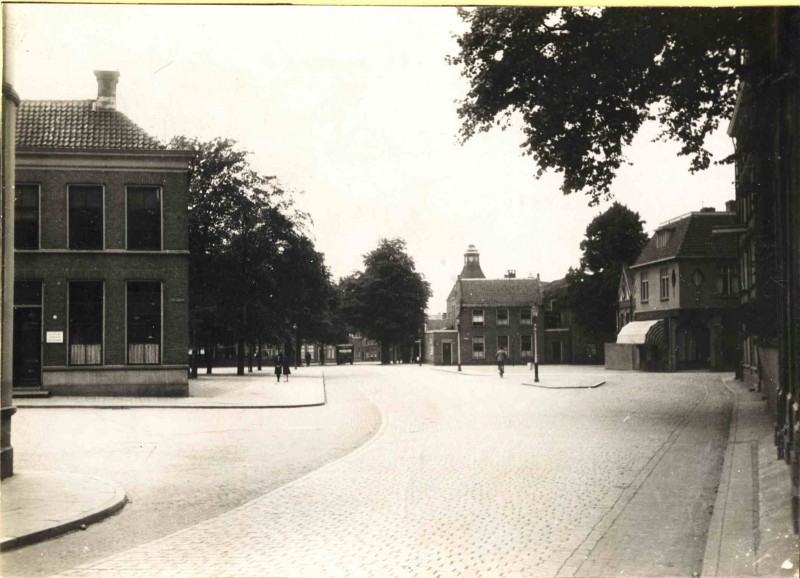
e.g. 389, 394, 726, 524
305, 351, 311, 367
282, 352, 291, 382
495, 347, 508, 378
274, 352, 283, 383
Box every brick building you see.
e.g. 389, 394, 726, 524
426, 246, 542, 366
12, 71, 193, 396
608, 208, 740, 371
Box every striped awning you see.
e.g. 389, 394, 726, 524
617, 320, 665, 346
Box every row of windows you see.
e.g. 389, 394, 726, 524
14, 184, 162, 251
637, 266, 739, 304
18, 280, 163, 366
471, 308, 533, 327
470, 335, 533, 359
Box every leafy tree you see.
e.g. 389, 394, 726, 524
449, 7, 768, 204
169, 136, 310, 375
566, 202, 648, 335
340, 239, 431, 364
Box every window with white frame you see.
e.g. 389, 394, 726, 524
69, 281, 103, 365
497, 335, 509, 352
660, 268, 669, 300
472, 309, 484, 326
68, 185, 104, 250
720, 264, 739, 296
520, 334, 532, 357
127, 186, 161, 250
497, 308, 509, 325
519, 307, 532, 325
472, 336, 485, 359
656, 229, 672, 249
640, 272, 649, 303
127, 281, 161, 365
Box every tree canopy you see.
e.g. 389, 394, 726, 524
170, 136, 337, 374
339, 239, 431, 363
449, 7, 768, 204
565, 202, 648, 335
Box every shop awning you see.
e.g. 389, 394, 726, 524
617, 319, 665, 346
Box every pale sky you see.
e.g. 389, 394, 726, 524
4, 4, 735, 313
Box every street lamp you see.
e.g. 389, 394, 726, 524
292, 323, 298, 370
532, 306, 540, 383
456, 318, 462, 372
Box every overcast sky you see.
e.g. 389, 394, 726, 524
5, 4, 735, 312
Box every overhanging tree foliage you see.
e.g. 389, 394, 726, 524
339, 239, 431, 364
449, 7, 769, 204
566, 202, 648, 335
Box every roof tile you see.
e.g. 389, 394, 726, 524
16, 100, 164, 151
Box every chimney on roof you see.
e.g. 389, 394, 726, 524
725, 200, 736, 213
94, 70, 120, 111
700, 207, 716, 213
504, 270, 516, 279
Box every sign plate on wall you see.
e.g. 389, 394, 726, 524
46, 331, 64, 344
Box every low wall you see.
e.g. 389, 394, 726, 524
604, 343, 638, 370
42, 366, 189, 396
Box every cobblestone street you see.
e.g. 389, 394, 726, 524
6, 365, 733, 577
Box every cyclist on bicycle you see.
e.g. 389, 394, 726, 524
495, 347, 508, 377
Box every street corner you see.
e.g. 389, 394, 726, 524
1, 471, 126, 552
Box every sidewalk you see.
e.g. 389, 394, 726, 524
14, 366, 327, 408
432, 363, 610, 388
702, 376, 799, 577
2, 368, 327, 552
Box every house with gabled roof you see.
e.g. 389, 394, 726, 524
12, 71, 193, 396
611, 207, 740, 371
425, 245, 542, 366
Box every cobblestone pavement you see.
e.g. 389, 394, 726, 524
42, 365, 732, 577
1, 367, 380, 577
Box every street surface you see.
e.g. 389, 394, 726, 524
3, 365, 733, 577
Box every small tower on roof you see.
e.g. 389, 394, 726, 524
460, 244, 486, 279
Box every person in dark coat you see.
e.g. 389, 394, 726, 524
305, 351, 311, 367
274, 352, 283, 383
282, 352, 291, 382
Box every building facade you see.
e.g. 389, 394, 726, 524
12, 71, 193, 396
612, 208, 740, 371
726, 8, 800, 531
426, 246, 542, 366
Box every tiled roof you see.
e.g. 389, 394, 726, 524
459, 278, 541, 306
542, 277, 569, 299
633, 212, 737, 268
16, 100, 164, 151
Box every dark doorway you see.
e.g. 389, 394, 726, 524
676, 320, 711, 369
13, 307, 42, 386
551, 341, 563, 364
442, 342, 452, 365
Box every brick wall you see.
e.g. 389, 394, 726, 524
16, 168, 188, 251
457, 306, 537, 365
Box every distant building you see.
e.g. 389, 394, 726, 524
608, 208, 739, 371
426, 245, 542, 366
12, 71, 193, 395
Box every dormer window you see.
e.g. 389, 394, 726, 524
656, 229, 672, 249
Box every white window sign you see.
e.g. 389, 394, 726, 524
46, 331, 64, 344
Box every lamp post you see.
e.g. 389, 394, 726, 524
292, 323, 298, 370
533, 306, 540, 383
456, 318, 462, 372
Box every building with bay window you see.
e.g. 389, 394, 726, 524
12, 71, 192, 396
608, 206, 740, 371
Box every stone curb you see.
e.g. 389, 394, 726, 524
14, 374, 328, 410
523, 380, 606, 390
0, 475, 127, 552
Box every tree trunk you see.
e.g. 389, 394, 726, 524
248, 341, 254, 373
237, 305, 246, 376
380, 342, 391, 365
257, 339, 262, 371
205, 334, 214, 374
190, 319, 198, 379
